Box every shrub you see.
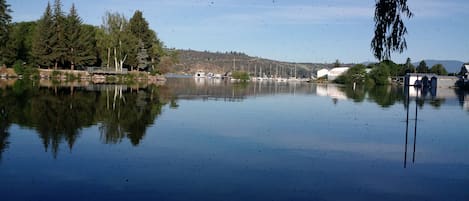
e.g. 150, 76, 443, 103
369, 64, 390, 85
13, 60, 25, 75
334, 64, 368, 85
231, 71, 250, 82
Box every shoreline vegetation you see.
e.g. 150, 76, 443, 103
0, 0, 178, 81
0, 67, 166, 85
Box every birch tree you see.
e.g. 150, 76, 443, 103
97, 12, 137, 72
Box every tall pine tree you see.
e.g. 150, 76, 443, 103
50, 0, 66, 69
32, 2, 54, 68
129, 11, 162, 71
0, 0, 12, 66
4, 22, 36, 65
65, 4, 96, 70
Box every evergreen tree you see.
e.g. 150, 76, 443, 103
80, 24, 98, 66
4, 22, 36, 65
416, 60, 428, 73
65, 4, 96, 70
32, 2, 54, 68
50, 0, 67, 69
404, 57, 415, 73
129, 11, 154, 70
0, 0, 12, 66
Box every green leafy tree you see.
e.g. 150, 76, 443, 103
32, 2, 54, 68
151, 38, 167, 70
371, 0, 413, 61
380, 60, 402, 76
0, 0, 12, 66
416, 60, 428, 73
335, 64, 368, 84
430, 64, 448, 75
65, 4, 96, 70
369, 63, 390, 85
50, 0, 67, 69
96, 12, 138, 71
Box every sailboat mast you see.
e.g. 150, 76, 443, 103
295, 64, 297, 78
254, 63, 257, 77
233, 57, 236, 71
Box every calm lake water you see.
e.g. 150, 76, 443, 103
0, 78, 468, 201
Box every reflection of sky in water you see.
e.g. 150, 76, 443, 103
1, 83, 469, 201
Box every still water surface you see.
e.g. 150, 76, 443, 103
0, 78, 468, 201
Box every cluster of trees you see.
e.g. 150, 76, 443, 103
415, 60, 448, 75
335, 59, 449, 85
0, 0, 176, 73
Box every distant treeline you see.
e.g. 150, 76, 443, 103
334, 59, 451, 85
0, 0, 177, 74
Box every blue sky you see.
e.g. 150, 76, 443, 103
9, 0, 469, 63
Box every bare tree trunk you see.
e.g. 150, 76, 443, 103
107, 48, 110, 68
114, 48, 118, 71
71, 48, 75, 71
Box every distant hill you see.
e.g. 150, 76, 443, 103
413, 60, 465, 73
174, 49, 340, 77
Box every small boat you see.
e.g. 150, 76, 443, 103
194, 71, 206, 78
213, 74, 222, 79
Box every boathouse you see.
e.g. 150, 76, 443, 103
405, 73, 459, 88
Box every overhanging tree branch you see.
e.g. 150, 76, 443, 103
371, 0, 413, 61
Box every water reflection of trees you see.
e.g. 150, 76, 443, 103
0, 80, 170, 158
96, 86, 166, 145
336, 84, 460, 110
0, 106, 10, 162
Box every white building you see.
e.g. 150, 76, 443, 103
316, 69, 329, 78
405, 73, 437, 87
316, 67, 350, 80
328, 67, 350, 80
